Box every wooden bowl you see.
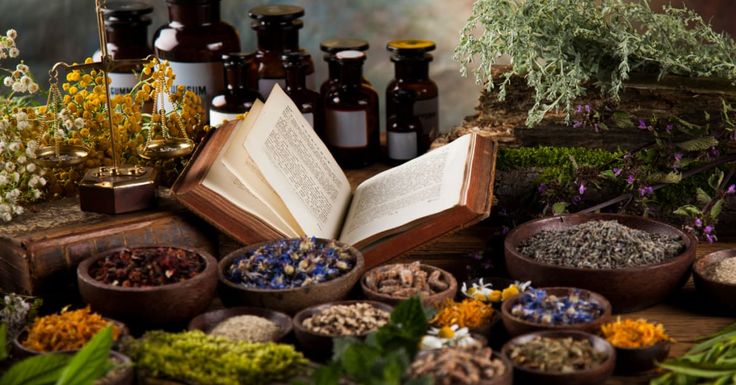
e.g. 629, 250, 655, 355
293, 300, 393, 360
218, 238, 365, 315
13, 318, 128, 359
504, 213, 695, 313
613, 340, 671, 375
78, 247, 218, 327
501, 330, 616, 385
693, 249, 736, 311
98, 351, 135, 385
188, 307, 292, 342
360, 263, 457, 308
501, 287, 612, 337
412, 349, 513, 385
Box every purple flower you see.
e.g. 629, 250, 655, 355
705, 233, 716, 243
576, 104, 583, 113
538, 183, 548, 194
727, 184, 736, 194
585, 104, 591, 113
578, 183, 586, 195
709, 147, 721, 159
704, 225, 714, 234
638, 185, 654, 196
613, 168, 622, 177
674, 153, 683, 162
638, 119, 648, 129
695, 218, 703, 228
626, 175, 636, 185
573, 120, 583, 128
665, 124, 673, 134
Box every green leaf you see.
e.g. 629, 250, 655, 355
597, 122, 609, 131
611, 111, 634, 129
676, 136, 719, 152
650, 172, 682, 184
0, 354, 71, 385
711, 199, 724, 220
697, 188, 712, 205
658, 361, 736, 378
599, 169, 616, 179
312, 364, 341, 385
339, 343, 380, 378
0, 323, 7, 362
673, 205, 701, 217
387, 297, 428, 342
55, 326, 113, 385
552, 202, 569, 215
709, 169, 725, 190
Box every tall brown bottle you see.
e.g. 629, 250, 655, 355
319, 38, 370, 97
386, 40, 438, 155
153, 0, 240, 120
323, 51, 379, 169
209, 53, 261, 127
249, 5, 315, 99
282, 52, 323, 137
387, 89, 423, 164
95, 1, 153, 97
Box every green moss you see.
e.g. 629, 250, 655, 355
498, 146, 624, 183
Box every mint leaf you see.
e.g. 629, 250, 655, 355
0, 354, 70, 385
55, 326, 113, 385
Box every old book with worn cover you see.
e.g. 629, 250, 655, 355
0, 197, 217, 300
172, 85, 497, 268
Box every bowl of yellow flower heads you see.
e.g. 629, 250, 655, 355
600, 318, 673, 374
460, 278, 532, 308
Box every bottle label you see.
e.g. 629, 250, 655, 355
165, 61, 224, 121
325, 110, 368, 148
209, 109, 242, 128
388, 131, 418, 160
303, 112, 314, 128
414, 97, 439, 136
108, 73, 139, 97
258, 78, 286, 99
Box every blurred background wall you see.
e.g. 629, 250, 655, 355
0, 0, 479, 133
1, 0, 734, 133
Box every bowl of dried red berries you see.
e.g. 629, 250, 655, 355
77, 246, 218, 327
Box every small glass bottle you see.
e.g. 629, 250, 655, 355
209, 53, 261, 127
153, 0, 240, 119
282, 52, 323, 136
387, 89, 423, 164
386, 40, 438, 152
95, 1, 153, 97
249, 5, 315, 99
323, 51, 379, 168
319, 38, 370, 97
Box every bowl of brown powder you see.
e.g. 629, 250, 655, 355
693, 248, 736, 312
188, 307, 292, 343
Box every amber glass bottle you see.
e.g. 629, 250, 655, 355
282, 52, 323, 136
386, 40, 438, 153
96, 1, 153, 97
249, 5, 314, 99
387, 89, 423, 164
153, 0, 240, 119
319, 38, 370, 97
323, 51, 379, 169
209, 53, 261, 127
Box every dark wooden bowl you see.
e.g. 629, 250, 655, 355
188, 306, 292, 342
693, 249, 736, 311
504, 213, 696, 313
218, 238, 365, 315
613, 340, 671, 375
98, 351, 135, 385
77, 247, 218, 327
413, 349, 513, 385
293, 300, 393, 360
501, 287, 612, 337
13, 318, 128, 359
361, 263, 458, 308
501, 330, 616, 385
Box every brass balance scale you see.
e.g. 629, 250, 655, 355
33, 0, 194, 214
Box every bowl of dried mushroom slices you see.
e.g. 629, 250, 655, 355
292, 300, 393, 359
360, 261, 457, 308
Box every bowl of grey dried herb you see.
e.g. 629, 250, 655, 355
187, 307, 293, 343
505, 213, 694, 313
693, 248, 736, 311
501, 330, 615, 385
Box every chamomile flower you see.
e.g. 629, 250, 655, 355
419, 325, 478, 350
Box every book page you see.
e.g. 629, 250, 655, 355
244, 85, 352, 239
339, 134, 473, 246
221, 101, 303, 236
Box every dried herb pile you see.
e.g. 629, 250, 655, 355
510, 289, 604, 326
410, 347, 506, 385
600, 318, 671, 348
302, 303, 390, 336
506, 336, 608, 373
22, 307, 121, 352
363, 261, 450, 298
518, 220, 684, 269
90, 247, 204, 287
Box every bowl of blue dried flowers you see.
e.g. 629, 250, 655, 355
218, 237, 365, 314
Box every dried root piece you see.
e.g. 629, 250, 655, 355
409, 347, 506, 385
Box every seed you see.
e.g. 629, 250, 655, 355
705, 257, 736, 284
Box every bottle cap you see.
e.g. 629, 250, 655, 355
103, 0, 153, 25
336, 50, 366, 61
320, 38, 370, 54
249, 5, 304, 21
387, 39, 436, 54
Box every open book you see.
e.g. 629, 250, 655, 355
172, 85, 497, 267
